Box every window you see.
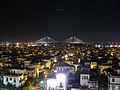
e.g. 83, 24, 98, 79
6, 77, 8, 81
112, 78, 115, 82
82, 76, 84, 79
84, 76, 86, 79
85, 76, 88, 79
14, 78, 16, 83
10, 78, 12, 81
59, 82, 63, 88
82, 76, 88, 79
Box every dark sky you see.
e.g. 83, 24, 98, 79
0, 0, 120, 42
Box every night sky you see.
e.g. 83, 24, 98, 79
0, 0, 120, 42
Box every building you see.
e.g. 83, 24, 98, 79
24, 60, 31, 68
26, 63, 40, 77
3, 73, 27, 87
88, 78, 98, 89
10, 68, 26, 75
56, 62, 75, 74
79, 60, 90, 87
47, 73, 68, 90
79, 60, 98, 89
47, 78, 57, 90
108, 74, 120, 90
107, 68, 120, 90
26, 67, 36, 77
80, 72, 90, 86
80, 60, 98, 69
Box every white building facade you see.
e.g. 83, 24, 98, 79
47, 73, 68, 90
3, 74, 27, 87
80, 73, 90, 86
108, 75, 120, 90
10, 69, 26, 75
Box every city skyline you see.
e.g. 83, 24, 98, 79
0, 0, 120, 42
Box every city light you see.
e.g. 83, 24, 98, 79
47, 79, 57, 88
40, 81, 44, 84
56, 73, 66, 83
16, 43, 19, 47
1, 0, 120, 89
54, 70, 57, 73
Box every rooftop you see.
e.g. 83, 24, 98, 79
3, 73, 23, 77
47, 73, 56, 79
57, 62, 75, 67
